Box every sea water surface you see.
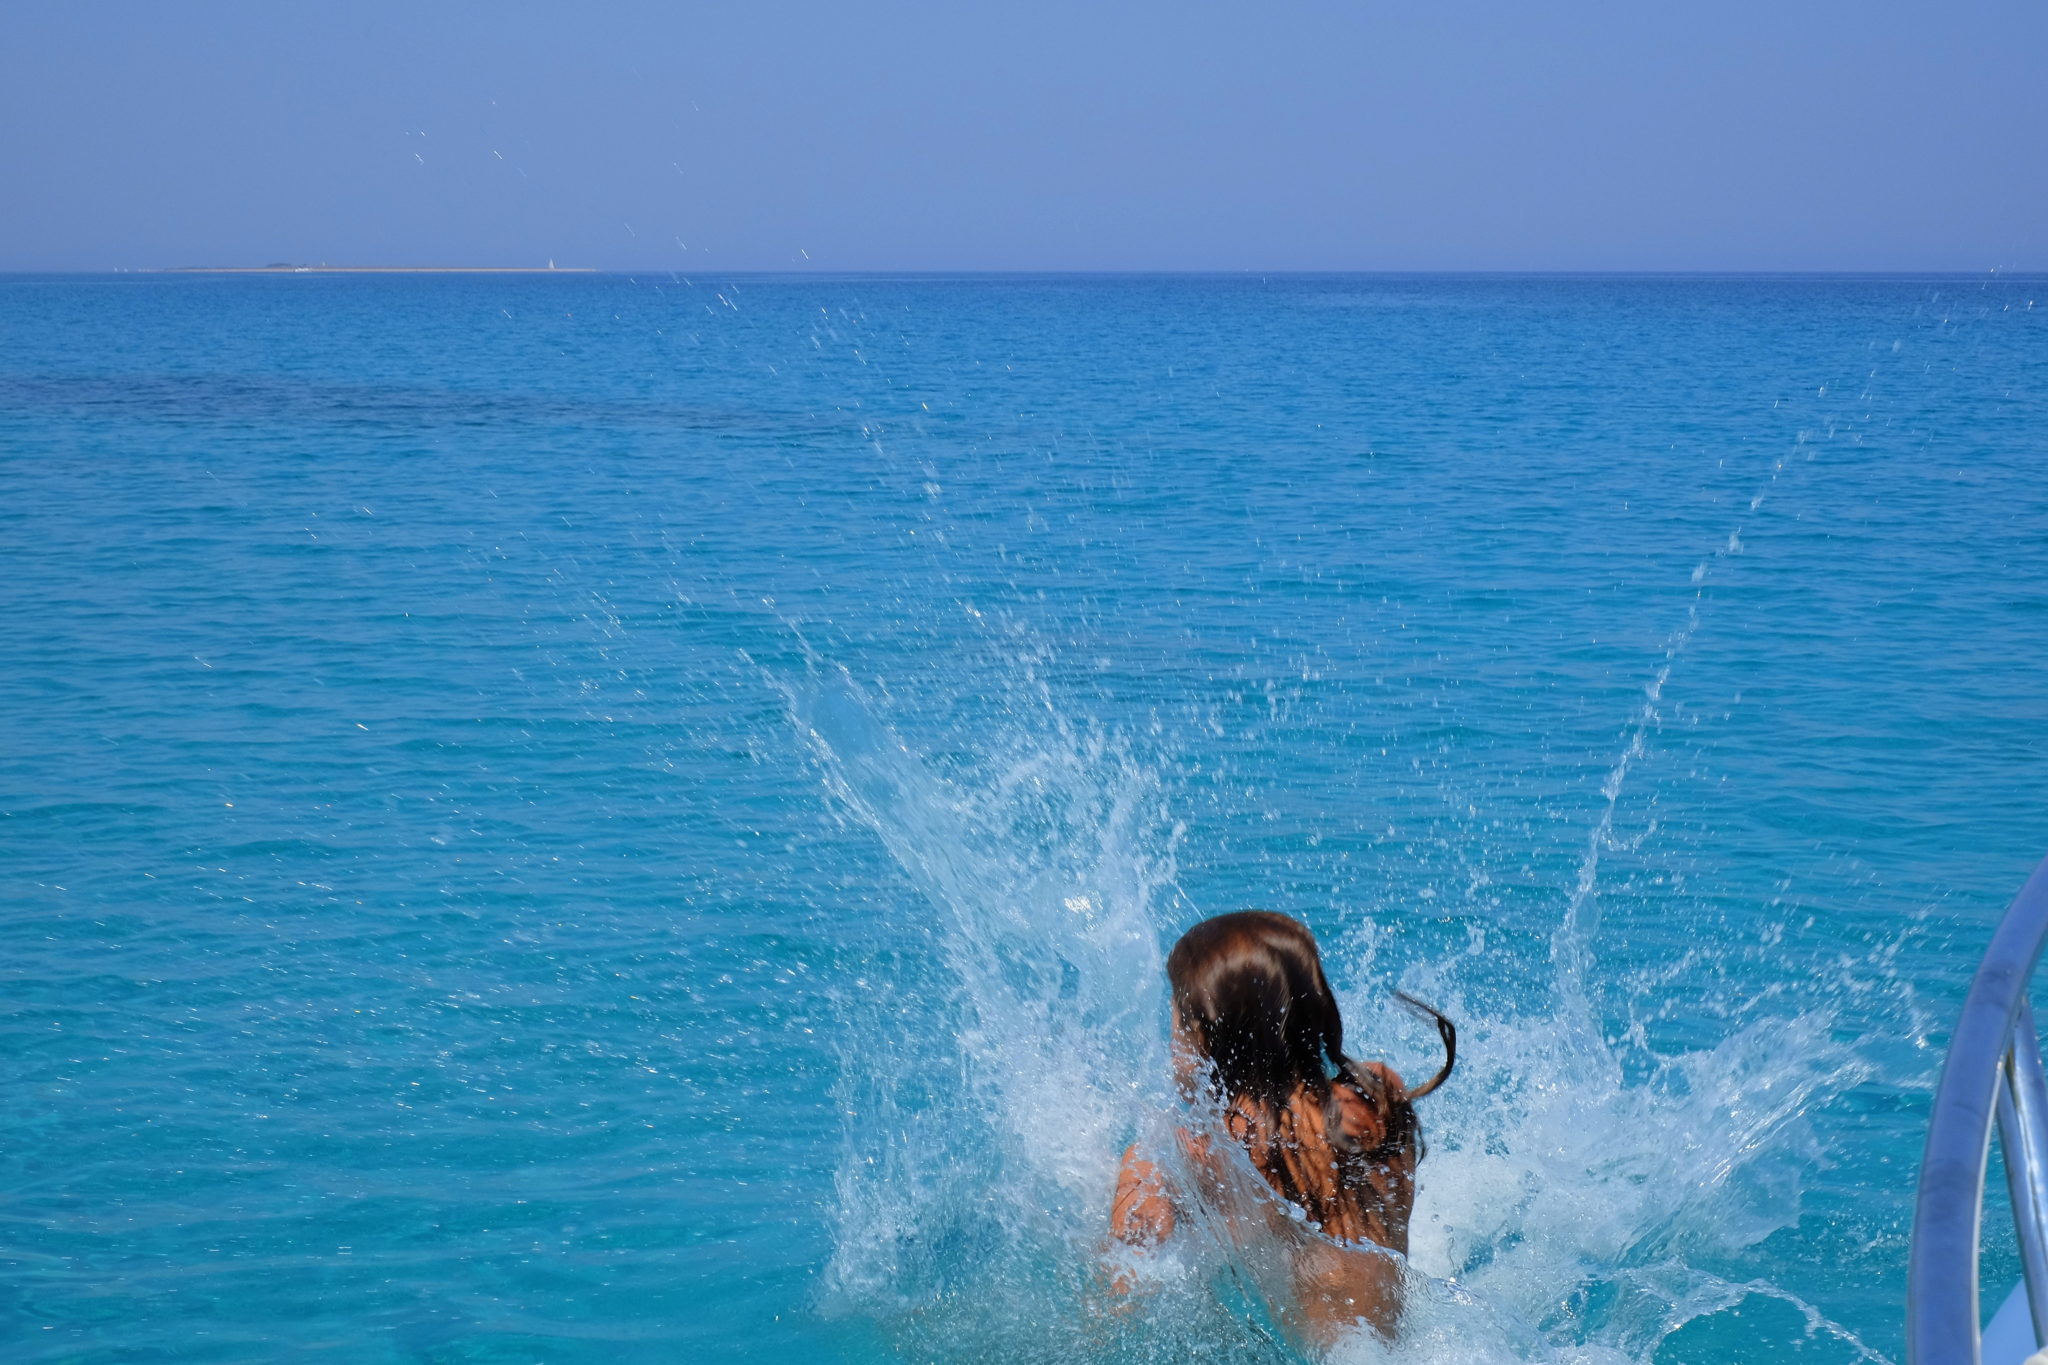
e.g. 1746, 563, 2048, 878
2, 272, 2045, 1363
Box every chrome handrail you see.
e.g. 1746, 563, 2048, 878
1910, 854, 2048, 1365
1996, 1001, 2048, 1344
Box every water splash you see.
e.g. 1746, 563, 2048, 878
787, 664, 1187, 1346
1557, 437, 1795, 1032
792, 647, 1884, 1363
1409, 444, 1884, 1363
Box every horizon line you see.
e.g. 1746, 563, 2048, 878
7, 266, 2043, 280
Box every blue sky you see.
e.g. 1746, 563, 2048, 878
2, 0, 2042, 271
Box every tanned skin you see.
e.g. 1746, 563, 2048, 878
1106, 914, 1455, 1345
1110, 1046, 1416, 1338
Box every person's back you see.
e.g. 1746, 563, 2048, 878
1108, 910, 1454, 1341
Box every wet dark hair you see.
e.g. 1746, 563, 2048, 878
1165, 910, 1455, 1234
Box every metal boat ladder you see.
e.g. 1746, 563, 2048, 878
1911, 856, 2048, 1365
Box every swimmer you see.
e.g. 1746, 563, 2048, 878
1109, 910, 1456, 1342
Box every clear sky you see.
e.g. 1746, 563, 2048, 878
2, 0, 2042, 272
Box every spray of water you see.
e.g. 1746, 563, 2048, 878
788, 413, 1887, 1365
785, 639, 1890, 1363
1368, 446, 1893, 1363
783, 661, 1211, 1359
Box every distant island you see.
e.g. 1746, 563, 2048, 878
160, 263, 594, 274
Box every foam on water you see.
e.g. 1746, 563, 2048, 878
790, 649, 1888, 1364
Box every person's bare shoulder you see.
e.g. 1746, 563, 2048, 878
1335, 1062, 1407, 1141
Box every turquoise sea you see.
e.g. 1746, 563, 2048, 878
2, 272, 2045, 1363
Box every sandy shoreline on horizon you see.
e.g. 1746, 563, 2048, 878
159, 266, 596, 274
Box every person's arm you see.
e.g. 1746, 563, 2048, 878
1110, 1143, 1176, 1247
1102, 1142, 1178, 1302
